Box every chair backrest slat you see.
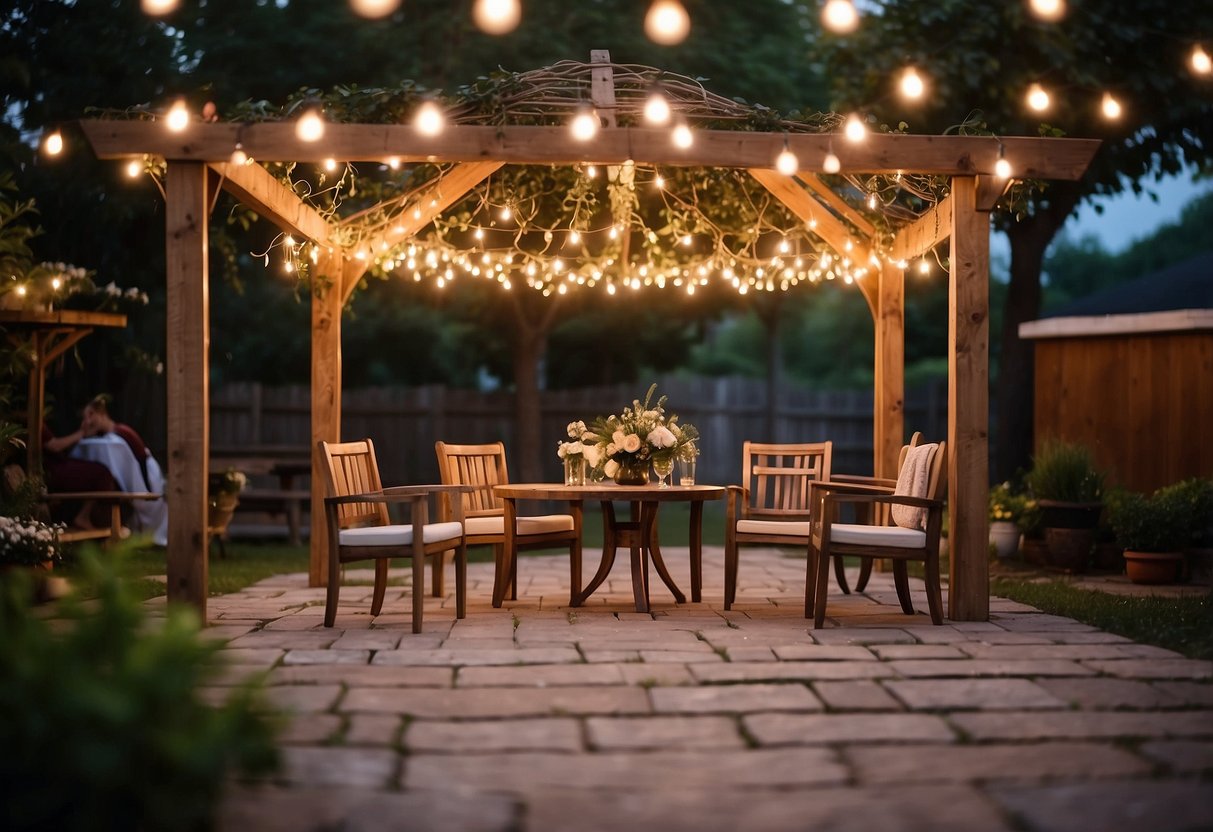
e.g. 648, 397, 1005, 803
743, 441, 833, 518
318, 439, 388, 529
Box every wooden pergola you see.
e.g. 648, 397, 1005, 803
80, 61, 1098, 623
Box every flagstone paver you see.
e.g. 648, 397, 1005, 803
204, 545, 1211, 831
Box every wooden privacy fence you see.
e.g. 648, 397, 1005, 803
211, 377, 946, 488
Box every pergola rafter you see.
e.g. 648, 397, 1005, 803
79, 56, 1099, 625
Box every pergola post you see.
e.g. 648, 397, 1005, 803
309, 252, 344, 587
874, 262, 905, 478
164, 162, 211, 612
947, 176, 990, 621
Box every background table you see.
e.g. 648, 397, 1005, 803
493, 483, 725, 613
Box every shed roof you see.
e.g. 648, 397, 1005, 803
1045, 250, 1213, 318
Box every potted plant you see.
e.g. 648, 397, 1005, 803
208, 467, 247, 533
1025, 439, 1105, 572
988, 481, 1032, 559
1109, 488, 1190, 584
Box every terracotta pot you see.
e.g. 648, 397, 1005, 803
1043, 527, 1095, 573
1124, 550, 1183, 585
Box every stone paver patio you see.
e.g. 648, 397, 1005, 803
200, 547, 1213, 832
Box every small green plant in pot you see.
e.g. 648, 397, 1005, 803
988, 481, 1032, 559
1111, 484, 1202, 584
1026, 439, 1105, 572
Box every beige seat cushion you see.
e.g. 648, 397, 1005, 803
827, 522, 926, 549
338, 521, 463, 547
464, 514, 575, 537
736, 519, 812, 538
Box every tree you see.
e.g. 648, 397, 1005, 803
821, 0, 1213, 480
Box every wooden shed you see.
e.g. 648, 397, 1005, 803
1020, 253, 1213, 492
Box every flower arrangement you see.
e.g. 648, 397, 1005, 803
0, 515, 64, 567
214, 468, 248, 498
989, 481, 1033, 528
584, 384, 699, 482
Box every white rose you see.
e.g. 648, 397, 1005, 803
648, 425, 677, 449
603, 459, 620, 479
612, 429, 626, 447
581, 430, 596, 443
623, 434, 642, 453
583, 444, 602, 467
605, 443, 617, 457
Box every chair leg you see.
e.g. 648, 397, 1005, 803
804, 543, 817, 619
509, 545, 518, 601
491, 543, 506, 608
924, 554, 944, 625
833, 555, 852, 594
892, 560, 914, 615
455, 543, 467, 620
411, 553, 425, 634
854, 558, 874, 592
431, 549, 446, 598
371, 559, 389, 617
324, 556, 341, 628
724, 538, 738, 610
814, 544, 832, 628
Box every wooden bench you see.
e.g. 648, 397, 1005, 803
43, 491, 161, 545
211, 446, 312, 545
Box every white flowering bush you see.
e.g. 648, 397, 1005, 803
583, 384, 699, 480
0, 515, 64, 566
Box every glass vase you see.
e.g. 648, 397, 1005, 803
563, 455, 586, 486
613, 457, 649, 486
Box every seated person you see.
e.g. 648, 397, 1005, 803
80, 394, 168, 546
41, 418, 118, 529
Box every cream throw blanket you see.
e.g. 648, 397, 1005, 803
891, 443, 939, 530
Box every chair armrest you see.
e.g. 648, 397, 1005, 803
829, 473, 898, 489
809, 479, 895, 497
725, 484, 749, 520
823, 492, 943, 510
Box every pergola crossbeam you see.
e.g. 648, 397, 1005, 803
796, 174, 878, 238
889, 194, 954, 262
208, 161, 332, 245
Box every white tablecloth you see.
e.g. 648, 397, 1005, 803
70, 434, 168, 546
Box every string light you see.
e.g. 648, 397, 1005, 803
643, 89, 672, 125
822, 149, 841, 174
1101, 92, 1123, 120
1192, 45, 1212, 76
570, 104, 599, 141
899, 67, 925, 100
918, 259, 931, 275
672, 122, 694, 149
296, 108, 325, 142
323, 158, 338, 172
165, 99, 190, 132
1026, 83, 1051, 112
645, 1, 691, 45
1027, 0, 1065, 22
775, 139, 799, 176
472, 0, 521, 34
42, 130, 63, 157
386, 156, 401, 170
414, 101, 445, 136
844, 114, 867, 142
140, 0, 178, 14
349, 0, 400, 18
994, 143, 1012, 179
821, 0, 859, 34
126, 159, 142, 178
230, 143, 249, 166
586, 165, 599, 178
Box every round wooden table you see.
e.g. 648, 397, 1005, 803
493, 482, 725, 613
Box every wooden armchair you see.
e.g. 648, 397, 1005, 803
435, 441, 581, 607
724, 441, 832, 610
807, 439, 948, 627
318, 439, 468, 633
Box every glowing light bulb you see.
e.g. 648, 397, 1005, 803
1028, 0, 1065, 21
387, 156, 401, 170
844, 115, 867, 142
349, 0, 401, 18
1191, 45, 1212, 76
51, 277, 61, 290
867, 193, 877, 209
1026, 83, 1050, 112
499, 206, 512, 221
16, 285, 27, 297
823, 151, 841, 174
570, 106, 599, 141
822, 0, 859, 34
644, 91, 671, 125
323, 158, 338, 173
414, 101, 444, 136
165, 99, 189, 132
645, 1, 690, 45
681, 235, 692, 246
126, 159, 142, 178
899, 67, 925, 100
994, 157, 1012, 179
43, 130, 63, 156
140, 0, 178, 14
586, 165, 598, 178
655, 175, 665, 189
775, 146, 799, 176
569, 230, 581, 245
918, 259, 931, 275
1100, 92, 1122, 120
229, 143, 248, 166
296, 109, 325, 142
472, 0, 521, 33
672, 123, 693, 149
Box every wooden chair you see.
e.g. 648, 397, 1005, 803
806, 439, 948, 628
318, 439, 468, 633
434, 441, 580, 607
827, 431, 925, 594
724, 441, 832, 610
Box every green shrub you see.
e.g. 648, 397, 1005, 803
1109, 490, 1189, 552
1155, 477, 1213, 547
0, 549, 279, 831
1026, 439, 1105, 504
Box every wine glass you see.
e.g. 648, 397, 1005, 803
652, 455, 674, 488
